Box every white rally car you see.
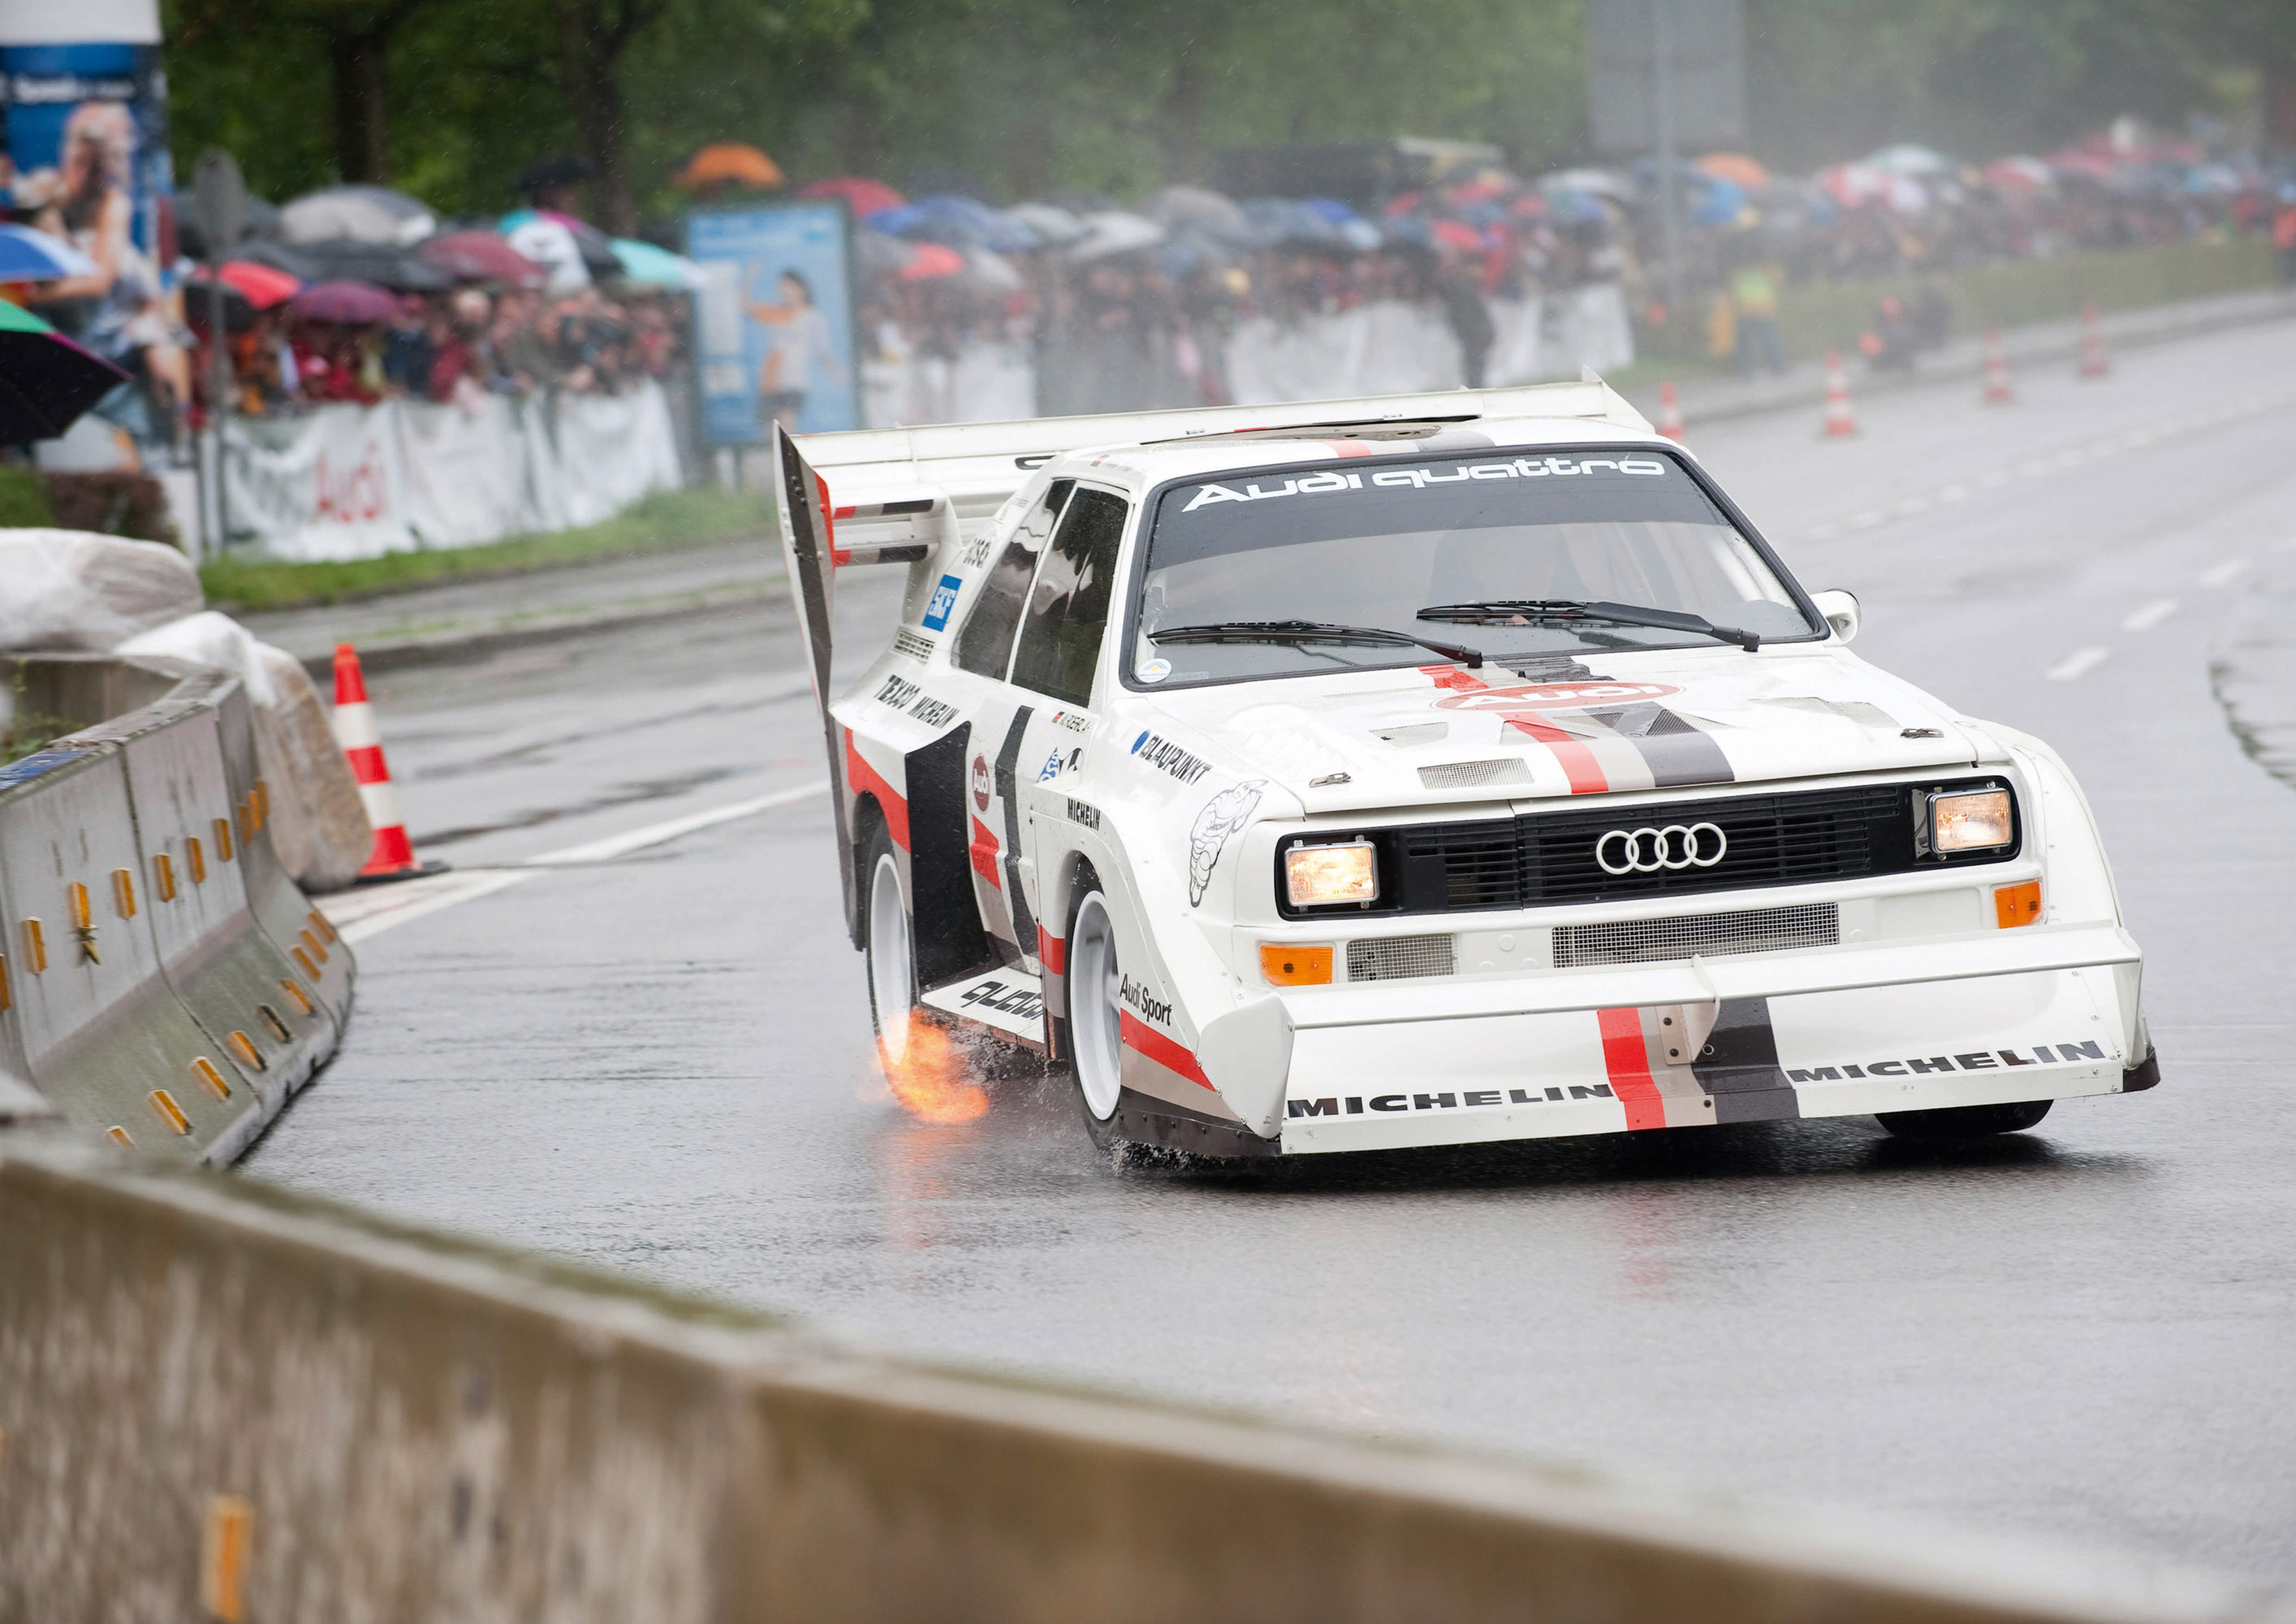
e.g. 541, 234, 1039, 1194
775, 378, 2155, 1158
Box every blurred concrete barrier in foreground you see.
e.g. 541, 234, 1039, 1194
2, 1135, 2282, 1624
0, 654, 351, 1161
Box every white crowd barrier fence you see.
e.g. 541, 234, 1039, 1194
861, 285, 1634, 429
220, 382, 685, 562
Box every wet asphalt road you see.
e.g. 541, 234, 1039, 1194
247, 317, 2296, 1583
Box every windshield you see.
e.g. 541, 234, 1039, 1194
1129, 447, 1822, 686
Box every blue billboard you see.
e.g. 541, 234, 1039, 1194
686, 201, 860, 443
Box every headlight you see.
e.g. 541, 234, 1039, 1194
1284, 840, 1379, 908
1929, 788, 2013, 852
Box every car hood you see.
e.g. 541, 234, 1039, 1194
1120, 645, 1998, 812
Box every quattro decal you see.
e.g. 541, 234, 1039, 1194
1180, 456, 1668, 513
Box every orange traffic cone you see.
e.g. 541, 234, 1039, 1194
332, 643, 437, 883
1656, 380, 1685, 440
2077, 300, 2111, 378
1820, 351, 1858, 438
1982, 327, 2015, 404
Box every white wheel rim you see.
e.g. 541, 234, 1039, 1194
1070, 893, 1123, 1121
868, 851, 913, 1065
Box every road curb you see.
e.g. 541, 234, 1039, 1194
290, 583, 788, 684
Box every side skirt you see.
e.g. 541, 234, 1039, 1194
1107, 1088, 1280, 1160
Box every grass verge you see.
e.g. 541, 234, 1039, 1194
200, 487, 773, 612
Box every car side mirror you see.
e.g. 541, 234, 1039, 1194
1811, 589, 1860, 644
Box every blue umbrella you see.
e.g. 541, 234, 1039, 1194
609, 237, 706, 290
0, 225, 97, 284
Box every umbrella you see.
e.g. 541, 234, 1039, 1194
872, 195, 1038, 253
218, 261, 300, 308
288, 279, 400, 325
239, 237, 450, 292
0, 225, 97, 283
1983, 156, 2054, 195
1694, 152, 1770, 190
956, 246, 1024, 292
798, 176, 906, 217
1867, 144, 1952, 177
1539, 167, 1629, 200
0, 300, 131, 445
1066, 210, 1164, 262
677, 142, 782, 191
420, 229, 544, 287
896, 243, 966, 282
608, 237, 706, 290
1431, 220, 1487, 253
180, 279, 257, 335
857, 227, 919, 278
279, 184, 437, 247
1144, 185, 1254, 244
1006, 201, 1090, 246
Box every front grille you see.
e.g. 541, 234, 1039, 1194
1554, 903, 1839, 968
1347, 934, 1457, 981
1384, 784, 2011, 914
1419, 758, 1534, 790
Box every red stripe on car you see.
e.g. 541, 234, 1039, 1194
969, 815, 1001, 888
1038, 931, 1065, 974
1120, 1010, 1214, 1089
1596, 1007, 1667, 1130
844, 728, 909, 849
1420, 664, 1611, 794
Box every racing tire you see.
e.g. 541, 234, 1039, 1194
862, 822, 920, 1072
1876, 1099, 2052, 1138
1064, 883, 1129, 1149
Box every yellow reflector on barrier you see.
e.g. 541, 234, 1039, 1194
153, 852, 176, 902
201, 1494, 253, 1623
281, 978, 314, 1016
106, 1125, 132, 1149
214, 818, 235, 863
23, 919, 45, 974
192, 1057, 231, 1100
308, 908, 339, 946
188, 836, 206, 884
259, 1004, 291, 1043
67, 882, 89, 931
112, 868, 136, 919
227, 1030, 265, 1071
0, 952, 9, 1012
300, 929, 329, 966
149, 1089, 191, 1135
291, 946, 318, 980
254, 778, 270, 831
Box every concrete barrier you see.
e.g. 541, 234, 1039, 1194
0, 1133, 2279, 1624
0, 654, 350, 1161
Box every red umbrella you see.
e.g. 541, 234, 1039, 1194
1431, 220, 1486, 253
420, 230, 544, 287
797, 176, 906, 218
897, 242, 965, 281
288, 279, 399, 324
217, 261, 300, 309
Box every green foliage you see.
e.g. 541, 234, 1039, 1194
0, 466, 55, 529
162, 0, 2276, 219
197, 487, 770, 611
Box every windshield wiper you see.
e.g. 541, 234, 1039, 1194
1150, 619, 1485, 668
1417, 598, 1762, 653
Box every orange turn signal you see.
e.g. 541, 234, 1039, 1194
1994, 880, 2042, 928
1259, 944, 1334, 986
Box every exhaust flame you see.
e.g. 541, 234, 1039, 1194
882, 1011, 990, 1124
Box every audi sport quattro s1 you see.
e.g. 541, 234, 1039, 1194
774, 377, 2155, 1159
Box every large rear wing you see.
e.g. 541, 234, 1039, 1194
770, 377, 1652, 931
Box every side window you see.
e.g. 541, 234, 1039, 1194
954, 478, 1072, 678
1010, 487, 1129, 709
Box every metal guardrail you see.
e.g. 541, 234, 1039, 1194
0, 654, 352, 1160
0, 1133, 2284, 1623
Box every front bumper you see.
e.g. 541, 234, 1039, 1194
1275, 928, 2144, 1155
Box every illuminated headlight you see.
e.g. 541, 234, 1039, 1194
1929, 788, 2013, 853
1284, 840, 1379, 908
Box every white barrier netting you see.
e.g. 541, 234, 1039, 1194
220, 382, 685, 562
859, 285, 1634, 428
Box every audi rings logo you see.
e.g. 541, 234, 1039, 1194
1595, 823, 1728, 875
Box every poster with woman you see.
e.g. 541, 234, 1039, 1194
686, 201, 859, 442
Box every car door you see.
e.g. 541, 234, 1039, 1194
945, 477, 1072, 965
1000, 484, 1131, 970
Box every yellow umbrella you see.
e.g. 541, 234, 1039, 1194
1694, 152, 1770, 190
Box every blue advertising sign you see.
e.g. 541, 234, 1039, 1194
0, 41, 170, 287
686, 202, 860, 443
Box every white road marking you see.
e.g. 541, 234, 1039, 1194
2046, 646, 2110, 681
322, 780, 831, 944
2121, 598, 2179, 633
2200, 558, 2251, 587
